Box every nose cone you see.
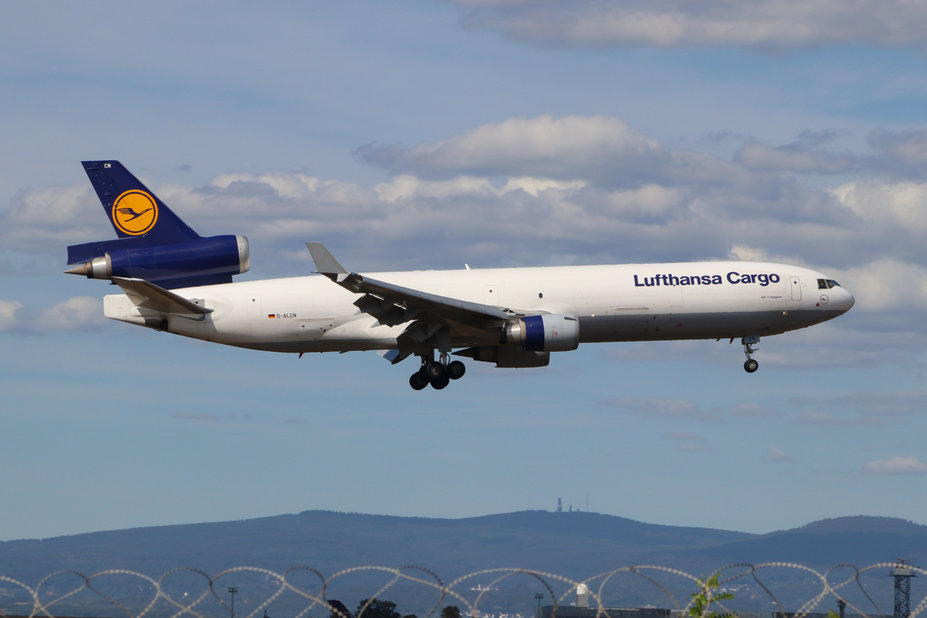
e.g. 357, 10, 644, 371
832, 286, 855, 314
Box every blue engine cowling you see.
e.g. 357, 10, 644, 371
504, 314, 580, 352
67, 234, 250, 289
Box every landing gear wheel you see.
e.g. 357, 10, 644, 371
424, 361, 445, 380
446, 360, 466, 380
740, 336, 760, 374
430, 374, 450, 390
409, 371, 429, 390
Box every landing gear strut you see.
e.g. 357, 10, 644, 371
742, 336, 760, 373
409, 352, 466, 390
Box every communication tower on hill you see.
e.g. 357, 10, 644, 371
892, 559, 916, 618
576, 583, 590, 609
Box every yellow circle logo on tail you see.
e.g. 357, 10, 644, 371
112, 190, 159, 235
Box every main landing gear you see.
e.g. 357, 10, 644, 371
409, 353, 466, 390
741, 336, 760, 373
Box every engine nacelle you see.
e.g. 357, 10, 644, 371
504, 314, 580, 352
67, 234, 250, 288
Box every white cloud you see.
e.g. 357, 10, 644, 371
869, 128, 927, 171
0, 300, 23, 331
191, 173, 381, 232
501, 177, 588, 197
764, 447, 795, 463
601, 184, 686, 222
735, 142, 855, 174
0, 297, 102, 333
374, 175, 498, 202
806, 391, 927, 426
373, 174, 587, 203
37, 296, 103, 331
603, 396, 714, 421
831, 180, 927, 233
836, 259, 927, 312
174, 412, 220, 422
0, 115, 867, 274
796, 411, 844, 425
730, 128, 927, 180
667, 432, 714, 454
2, 183, 100, 249
863, 456, 927, 475
602, 397, 785, 422
356, 114, 702, 187
729, 403, 782, 419
210, 172, 320, 200
455, 1, 927, 50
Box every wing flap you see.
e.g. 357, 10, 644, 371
307, 242, 517, 328
354, 274, 514, 326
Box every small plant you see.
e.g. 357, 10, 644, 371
689, 572, 734, 618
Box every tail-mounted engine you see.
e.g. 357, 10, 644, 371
66, 234, 250, 289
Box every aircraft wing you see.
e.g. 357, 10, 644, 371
112, 277, 213, 317
306, 242, 516, 328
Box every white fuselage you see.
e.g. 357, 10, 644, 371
102, 261, 855, 355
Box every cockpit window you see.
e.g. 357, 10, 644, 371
817, 278, 840, 289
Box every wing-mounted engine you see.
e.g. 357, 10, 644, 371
455, 314, 579, 368
66, 234, 250, 289
503, 314, 580, 351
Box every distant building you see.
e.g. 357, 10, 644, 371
541, 607, 886, 618
540, 606, 670, 618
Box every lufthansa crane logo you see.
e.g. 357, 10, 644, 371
112, 190, 158, 235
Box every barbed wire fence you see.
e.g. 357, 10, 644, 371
0, 562, 924, 618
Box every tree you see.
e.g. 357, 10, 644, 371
442, 606, 461, 618
357, 598, 401, 618
330, 600, 355, 618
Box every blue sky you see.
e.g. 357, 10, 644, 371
2, 1, 927, 542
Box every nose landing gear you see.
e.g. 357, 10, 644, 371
742, 336, 760, 373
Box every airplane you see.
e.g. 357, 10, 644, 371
66, 161, 855, 390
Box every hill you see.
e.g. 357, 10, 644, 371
0, 511, 923, 616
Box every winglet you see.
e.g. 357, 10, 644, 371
306, 242, 349, 282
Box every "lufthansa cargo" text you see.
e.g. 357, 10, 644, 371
633, 272, 782, 287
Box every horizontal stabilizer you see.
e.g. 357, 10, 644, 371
112, 277, 213, 317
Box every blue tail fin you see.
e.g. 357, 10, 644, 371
82, 160, 199, 242
67, 161, 250, 289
